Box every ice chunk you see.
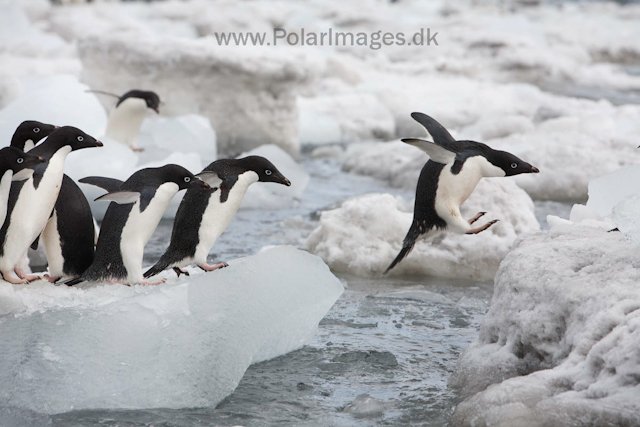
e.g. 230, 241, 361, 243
240, 144, 310, 210
449, 225, 640, 426
343, 394, 393, 418
0, 246, 343, 414
587, 164, 640, 218
611, 194, 640, 245
306, 179, 539, 281
0, 75, 107, 145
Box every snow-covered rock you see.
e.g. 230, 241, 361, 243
449, 224, 640, 426
0, 246, 343, 415
240, 144, 310, 210
78, 34, 315, 156
306, 179, 539, 281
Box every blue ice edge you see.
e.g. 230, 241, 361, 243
0, 245, 344, 414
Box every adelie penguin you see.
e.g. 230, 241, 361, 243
10, 121, 97, 282
0, 126, 102, 284
0, 147, 46, 226
100, 89, 161, 152
384, 112, 539, 274
144, 156, 291, 279
66, 165, 211, 286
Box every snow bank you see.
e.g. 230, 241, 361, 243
78, 34, 315, 156
0, 246, 343, 415
306, 179, 539, 281
240, 144, 310, 210
449, 224, 640, 426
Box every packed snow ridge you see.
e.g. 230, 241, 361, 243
307, 179, 539, 281
449, 224, 640, 426
0, 246, 343, 415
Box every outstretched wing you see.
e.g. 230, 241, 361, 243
401, 138, 456, 164
94, 191, 140, 204
410, 112, 462, 152
196, 171, 222, 188
79, 176, 124, 193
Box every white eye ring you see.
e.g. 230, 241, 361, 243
33, 127, 40, 133
184, 177, 191, 183
77, 136, 84, 142
511, 163, 517, 169
265, 170, 272, 176
17, 158, 24, 164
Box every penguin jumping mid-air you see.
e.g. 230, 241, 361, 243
384, 112, 540, 274
66, 165, 211, 286
101, 89, 161, 152
0, 126, 102, 284
143, 156, 291, 279
10, 121, 97, 282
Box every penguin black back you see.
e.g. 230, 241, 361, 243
117, 90, 161, 112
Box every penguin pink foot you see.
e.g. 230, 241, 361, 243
15, 268, 40, 283
467, 212, 487, 225
140, 278, 166, 286
131, 147, 145, 152
198, 262, 229, 272
466, 219, 499, 235
2, 270, 29, 284
43, 274, 61, 283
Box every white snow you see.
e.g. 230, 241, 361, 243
306, 179, 539, 281
449, 224, 640, 426
240, 144, 310, 210
0, 246, 343, 414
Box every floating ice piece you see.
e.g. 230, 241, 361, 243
240, 144, 310, 210
449, 226, 640, 426
0, 246, 343, 415
343, 394, 393, 419
587, 164, 640, 218
306, 179, 539, 281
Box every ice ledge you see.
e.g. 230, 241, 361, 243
449, 225, 640, 426
0, 246, 343, 415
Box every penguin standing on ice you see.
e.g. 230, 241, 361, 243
66, 165, 211, 286
384, 113, 540, 274
143, 156, 291, 279
0, 127, 102, 284
10, 121, 97, 282
0, 147, 46, 226
100, 89, 161, 152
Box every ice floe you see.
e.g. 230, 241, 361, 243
0, 246, 343, 414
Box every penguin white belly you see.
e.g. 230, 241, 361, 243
104, 98, 148, 148
120, 183, 179, 283
193, 172, 258, 264
0, 148, 70, 271
0, 170, 14, 227
434, 157, 485, 233
42, 210, 64, 278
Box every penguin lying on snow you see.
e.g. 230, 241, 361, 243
10, 121, 97, 282
0, 147, 46, 226
0, 127, 102, 284
66, 165, 212, 286
100, 89, 161, 152
144, 156, 291, 279
385, 112, 539, 274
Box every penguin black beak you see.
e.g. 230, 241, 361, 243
37, 156, 46, 163
153, 107, 160, 114
192, 180, 210, 190
95, 140, 104, 147
530, 166, 540, 173
279, 176, 291, 186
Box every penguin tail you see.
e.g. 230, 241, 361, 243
383, 227, 419, 275
62, 277, 84, 287
144, 261, 169, 279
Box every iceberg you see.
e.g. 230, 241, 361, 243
449, 224, 640, 426
0, 246, 343, 415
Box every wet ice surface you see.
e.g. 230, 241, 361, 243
52, 157, 567, 427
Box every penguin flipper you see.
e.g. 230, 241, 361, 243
402, 138, 456, 164
30, 235, 40, 251
196, 171, 222, 188
79, 176, 124, 193
410, 112, 460, 151
94, 191, 140, 204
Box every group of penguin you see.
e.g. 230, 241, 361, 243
0, 88, 539, 287
0, 90, 290, 286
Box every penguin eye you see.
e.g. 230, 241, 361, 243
77, 136, 84, 142
265, 170, 272, 176
511, 163, 517, 169
17, 158, 24, 164
33, 127, 40, 133
184, 177, 191, 183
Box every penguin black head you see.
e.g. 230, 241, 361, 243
238, 156, 292, 186
10, 120, 58, 151
483, 148, 540, 177
0, 147, 46, 180
117, 90, 161, 113
46, 126, 103, 151
157, 164, 211, 191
